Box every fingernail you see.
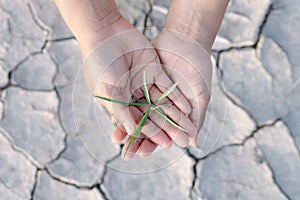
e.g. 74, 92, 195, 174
123, 122, 133, 135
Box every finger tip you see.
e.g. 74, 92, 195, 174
122, 157, 131, 161
177, 141, 188, 148
122, 152, 134, 161
165, 141, 173, 149
189, 138, 197, 147
123, 122, 133, 135
173, 134, 189, 148
183, 105, 192, 116
139, 152, 151, 158
111, 137, 123, 145
111, 129, 126, 144
122, 157, 130, 161
111, 137, 118, 144
161, 140, 172, 148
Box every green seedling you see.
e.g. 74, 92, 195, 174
95, 70, 187, 158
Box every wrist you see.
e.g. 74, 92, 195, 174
164, 0, 229, 53
54, 0, 122, 39
75, 6, 123, 52
164, 2, 211, 52
164, 19, 212, 54
54, 0, 124, 58
77, 12, 124, 59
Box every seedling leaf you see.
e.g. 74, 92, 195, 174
143, 71, 151, 104
95, 96, 148, 106
124, 107, 151, 158
154, 109, 187, 132
154, 82, 178, 104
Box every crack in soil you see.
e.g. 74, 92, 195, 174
34, 146, 121, 199
253, 3, 273, 49
0, 127, 43, 168
44, 167, 98, 189
188, 120, 292, 200
97, 146, 122, 200
96, 184, 110, 200
29, 169, 39, 200
198, 118, 281, 161
214, 3, 273, 53
142, 0, 153, 35
185, 149, 200, 200
48, 36, 76, 43
0, 53, 66, 169
254, 140, 292, 200
43, 52, 68, 167
27, 2, 50, 52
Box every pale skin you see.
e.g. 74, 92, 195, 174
54, 0, 229, 160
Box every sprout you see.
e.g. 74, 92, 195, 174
95, 70, 186, 158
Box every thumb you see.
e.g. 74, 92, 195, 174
113, 103, 137, 136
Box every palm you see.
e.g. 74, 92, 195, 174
152, 29, 212, 145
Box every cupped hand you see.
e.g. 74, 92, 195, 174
151, 29, 213, 146
82, 17, 192, 160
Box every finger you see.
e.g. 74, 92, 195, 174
189, 95, 210, 126
188, 99, 209, 146
138, 139, 158, 158
129, 106, 172, 148
111, 125, 127, 144
138, 101, 189, 147
190, 136, 197, 147
114, 104, 137, 136
170, 63, 211, 130
122, 136, 144, 161
155, 71, 191, 115
149, 87, 197, 138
